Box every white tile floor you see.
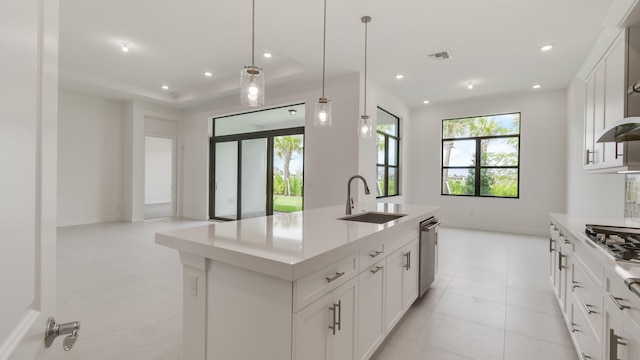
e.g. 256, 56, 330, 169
52, 220, 578, 360
372, 228, 578, 360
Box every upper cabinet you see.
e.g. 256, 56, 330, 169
584, 27, 640, 173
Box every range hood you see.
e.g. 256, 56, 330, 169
596, 81, 640, 143
596, 116, 640, 142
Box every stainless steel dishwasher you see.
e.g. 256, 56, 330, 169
419, 217, 440, 298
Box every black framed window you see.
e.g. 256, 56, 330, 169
441, 113, 520, 198
377, 107, 400, 198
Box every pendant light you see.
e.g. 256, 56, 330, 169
359, 16, 373, 138
314, 0, 331, 126
241, 0, 264, 107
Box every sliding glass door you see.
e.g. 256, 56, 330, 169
213, 141, 238, 220
210, 129, 304, 221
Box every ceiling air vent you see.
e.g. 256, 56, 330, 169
428, 51, 451, 61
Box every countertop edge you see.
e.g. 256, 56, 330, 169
156, 204, 439, 281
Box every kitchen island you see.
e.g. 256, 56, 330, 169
156, 202, 439, 360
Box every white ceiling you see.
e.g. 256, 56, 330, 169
59, 0, 618, 110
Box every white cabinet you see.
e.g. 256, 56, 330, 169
294, 277, 358, 360
402, 239, 419, 310
384, 239, 419, 333
295, 229, 421, 360
584, 27, 640, 172
549, 222, 570, 314
550, 216, 640, 360
604, 272, 640, 360
357, 261, 385, 360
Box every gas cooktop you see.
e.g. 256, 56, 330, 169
585, 224, 640, 262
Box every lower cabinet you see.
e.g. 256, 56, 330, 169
550, 216, 640, 360
604, 272, 640, 360
384, 239, 419, 333
294, 277, 358, 360
357, 260, 385, 360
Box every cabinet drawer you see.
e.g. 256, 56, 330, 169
385, 227, 418, 256
360, 241, 386, 272
573, 239, 604, 287
293, 254, 358, 312
570, 301, 603, 360
572, 261, 603, 347
606, 272, 640, 331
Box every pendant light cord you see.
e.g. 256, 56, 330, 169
251, 0, 255, 67
321, 0, 327, 98
363, 19, 368, 116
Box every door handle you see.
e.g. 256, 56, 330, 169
45, 317, 81, 351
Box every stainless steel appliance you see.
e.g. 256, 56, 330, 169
584, 224, 640, 298
585, 224, 640, 262
419, 217, 440, 298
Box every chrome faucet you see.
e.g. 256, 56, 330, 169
346, 175, 370, 215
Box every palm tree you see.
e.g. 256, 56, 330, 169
274, 135, 303, 196
442, 119, 467, 194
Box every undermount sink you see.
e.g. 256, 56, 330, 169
338, 212, 407, 224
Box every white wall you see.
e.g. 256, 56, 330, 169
58, 90, 183, 226
58, 90, 124, 226
408, 90, 568, 235
566, 77, 625, 216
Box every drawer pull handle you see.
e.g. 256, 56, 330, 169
569, 323, 578, 333
549, 237, 555, 253
370, 266, 383, 274
558, 252, 564, 271
586, 149, 594, 165
335, 300, 342, 331
403, 252, 411, 270
608, 294, 629, 310
329, 301, 340, 335
369, 250, 383, 258
571, 280, 580, 289
609, 329, 627, 360
582, 302, 596, 315
581, 352, 591, 360
326, 272, 346, 283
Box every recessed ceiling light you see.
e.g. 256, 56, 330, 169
423, 100, 430, 104
533, 84, 541, 89
263, 52, 272, 58
395, 74, 404, 79
162, 85, 169, 90
121, 42, 129, 53
541, 45, 553, 52
467, 83, 473, 90
288, 109, 297, 115
204, 71, 213, 77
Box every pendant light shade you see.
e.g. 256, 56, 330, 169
241, 0, 264, 107
314, 98, 332, 126
241, 65, 264, 107
359, 16, 373, 138
314, 0, 331, 126
359, 115, 373, 137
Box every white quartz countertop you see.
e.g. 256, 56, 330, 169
156, 202, 439, 281
549, 213, 640, 283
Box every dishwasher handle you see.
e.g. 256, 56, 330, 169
421, 221, 440, 232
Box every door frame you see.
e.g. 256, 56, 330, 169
209, 127, 304, 221
144, 133, 178, 218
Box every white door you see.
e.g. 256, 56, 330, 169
0, 1, 62, 359
144, 136, 175, 219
